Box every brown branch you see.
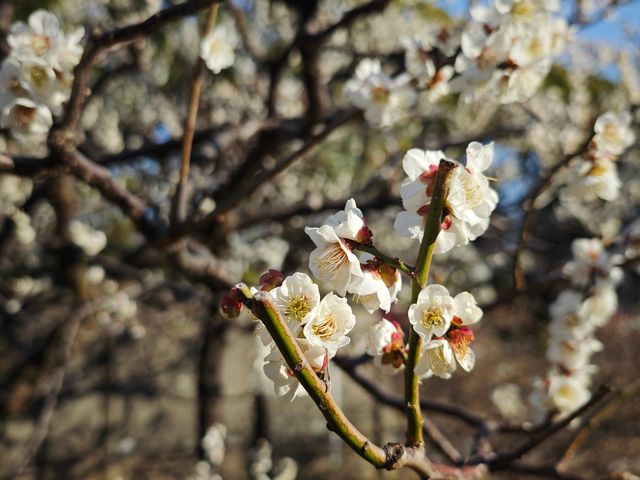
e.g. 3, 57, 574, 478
179, 109, 360, 235
171, 3, 219, 226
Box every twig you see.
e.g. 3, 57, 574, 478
171, 3, 220, 226
486, 385, 612, 468
180, 109, 360, 235
558, 377, 640, 469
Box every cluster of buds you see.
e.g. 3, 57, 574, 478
534, 238, 622, 416
561, 111, 636, 204
0, 10, 84, 138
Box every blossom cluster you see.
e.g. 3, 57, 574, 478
343, 59, 416, 128
352, 283, 485, 381
394, 142, 498, 254
561, 111, 636, 204
451, 0, 571, 104
345, 1, 572, 127
224, 178, 490, 399
535, 238, 621, 415
0, 10, 83, 138
259, 272, 356, 401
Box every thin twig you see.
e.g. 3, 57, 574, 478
171, 3, 220, 226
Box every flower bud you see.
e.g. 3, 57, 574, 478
259, 269, 284, 291
219, 288, 243, 319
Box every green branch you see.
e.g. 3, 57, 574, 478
236, 286, 388, 467
405, 159, 458, 447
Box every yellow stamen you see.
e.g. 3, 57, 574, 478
312, 313, 337, 340
316, 242, 349, 278
284, 295, 311, 323
422, 303, 445, 330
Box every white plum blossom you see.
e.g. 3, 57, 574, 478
416, 338, 457, 379
547, 372, 591, 413
367, 318, 398, 356
408, 284, 455, 342
1, 9, 83, 138
562, 158, 622, 202
367, 318, 405, 372
351, 253, 402, 313
344, 58, 416, 127
263, 339, 327, 402
563, 238, 622, 288
394, 142, 498, 254
592, 111, 636, 157
305, 199, 371, 296
270, 272, 320, 333
451, 0, 570, 104
303, 293, 355, 353
0, 95, 52, 137
546, 337, 603, 371
579, 286, 618, 328
200, 23, 238, 74
560, 110, 635, 206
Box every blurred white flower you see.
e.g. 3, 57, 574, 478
592, 111, 636, 157
563, 238, 622, 288
344, 58, 415, 127
200, 23, 238, 74
547, 372, 591, 413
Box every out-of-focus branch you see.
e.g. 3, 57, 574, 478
485, 385, 612, 468
4, 305, 89, 480
171, 3, 219, 226
513, 119, 596, 291
180, 109, 360, 235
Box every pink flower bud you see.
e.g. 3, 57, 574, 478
259, 269, 285, 291
219, 288, 243, 319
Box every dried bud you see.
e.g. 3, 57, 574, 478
220, 288, 243, 319
259, 269, 284, 291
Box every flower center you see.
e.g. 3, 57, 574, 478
284, 295, 311, 322
371, 85, 390, 104
31, 35, 51, 56
317, 242, 349, 278
459, 173, 483, 208
312, 313, 337, 340
14, 105, 36, 128
28, 66, 48, 89
427, 345, 447, 368
422, 303, 445, 330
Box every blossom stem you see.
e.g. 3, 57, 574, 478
405, 159, 457, 447
354, 243, 414, 276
